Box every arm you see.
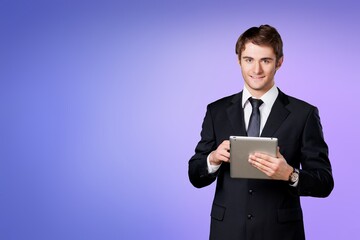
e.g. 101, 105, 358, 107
188, 106, 229, 188
297, 107, 334, 197
248, 107, 334, 197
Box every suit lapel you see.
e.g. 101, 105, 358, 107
261, 89, 290, 137
226, 91, 247, 136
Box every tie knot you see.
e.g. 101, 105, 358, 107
248, 97, 263, 109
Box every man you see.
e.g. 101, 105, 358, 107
188, 25, 334, 240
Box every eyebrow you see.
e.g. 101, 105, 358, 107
261, 57, 274, 61
242, 56, 275, 61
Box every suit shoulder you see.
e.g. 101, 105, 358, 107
207, 93, 240, 110
285, 94, 317, 111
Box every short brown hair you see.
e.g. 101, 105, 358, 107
235, 25, 283, 62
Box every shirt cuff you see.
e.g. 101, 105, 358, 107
207, 154, 221, 174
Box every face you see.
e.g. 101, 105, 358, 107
239, 42, 283, 98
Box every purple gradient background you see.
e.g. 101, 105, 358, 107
0, 0, 358, 239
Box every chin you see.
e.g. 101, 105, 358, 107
249, 84, 266, 90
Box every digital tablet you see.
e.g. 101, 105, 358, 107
230, 136, 278, 179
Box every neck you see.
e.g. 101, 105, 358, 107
245, 83, 274, 99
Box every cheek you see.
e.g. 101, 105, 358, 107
240, 64, 251, 73
265, 67, 277, 75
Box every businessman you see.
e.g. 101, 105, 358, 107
188, 25, 334, 240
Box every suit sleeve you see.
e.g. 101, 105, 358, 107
297, 107, 334, 197
188, 105, 219, 188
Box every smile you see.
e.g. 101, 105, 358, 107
250, 75, 265, 79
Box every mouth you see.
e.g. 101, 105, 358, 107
250, 75, 265, 80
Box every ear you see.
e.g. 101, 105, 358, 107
238, 57, 241, 66
276, 56, 284, 70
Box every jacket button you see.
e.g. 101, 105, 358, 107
247, 214, 253, 220
248, 189, 253, 195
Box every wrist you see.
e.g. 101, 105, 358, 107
288, 167, 299, 184
287, 166, 294, 180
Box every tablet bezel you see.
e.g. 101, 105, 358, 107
229, 136, 278, 179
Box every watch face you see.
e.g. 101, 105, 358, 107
291, 172, 299, 182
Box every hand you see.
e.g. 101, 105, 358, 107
248, 147, 293, 181
209, 140, 230, 166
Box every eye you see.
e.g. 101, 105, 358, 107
262, 59, 272, 64
245, 58, 253, 63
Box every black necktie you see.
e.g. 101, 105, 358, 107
247, 98, 263, 137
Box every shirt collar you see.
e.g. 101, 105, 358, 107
242, 84, 279, 108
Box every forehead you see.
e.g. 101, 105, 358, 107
242, 42, 276, 58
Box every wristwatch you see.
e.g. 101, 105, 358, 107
289, 168, 299, 184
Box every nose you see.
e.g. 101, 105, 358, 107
253, 61, 263, 74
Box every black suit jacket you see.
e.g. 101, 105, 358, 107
188, 89, 334, 240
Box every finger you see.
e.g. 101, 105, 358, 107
218, 154, 230, 162
254, 152, 278, 165
254, 152, 271, 160
249, 155, 273, 168
250, 159, 273, 175
222, 140, 230, 151
215, 151, 230, 162
220, 149, 230, 158
220, 150, 230, 159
